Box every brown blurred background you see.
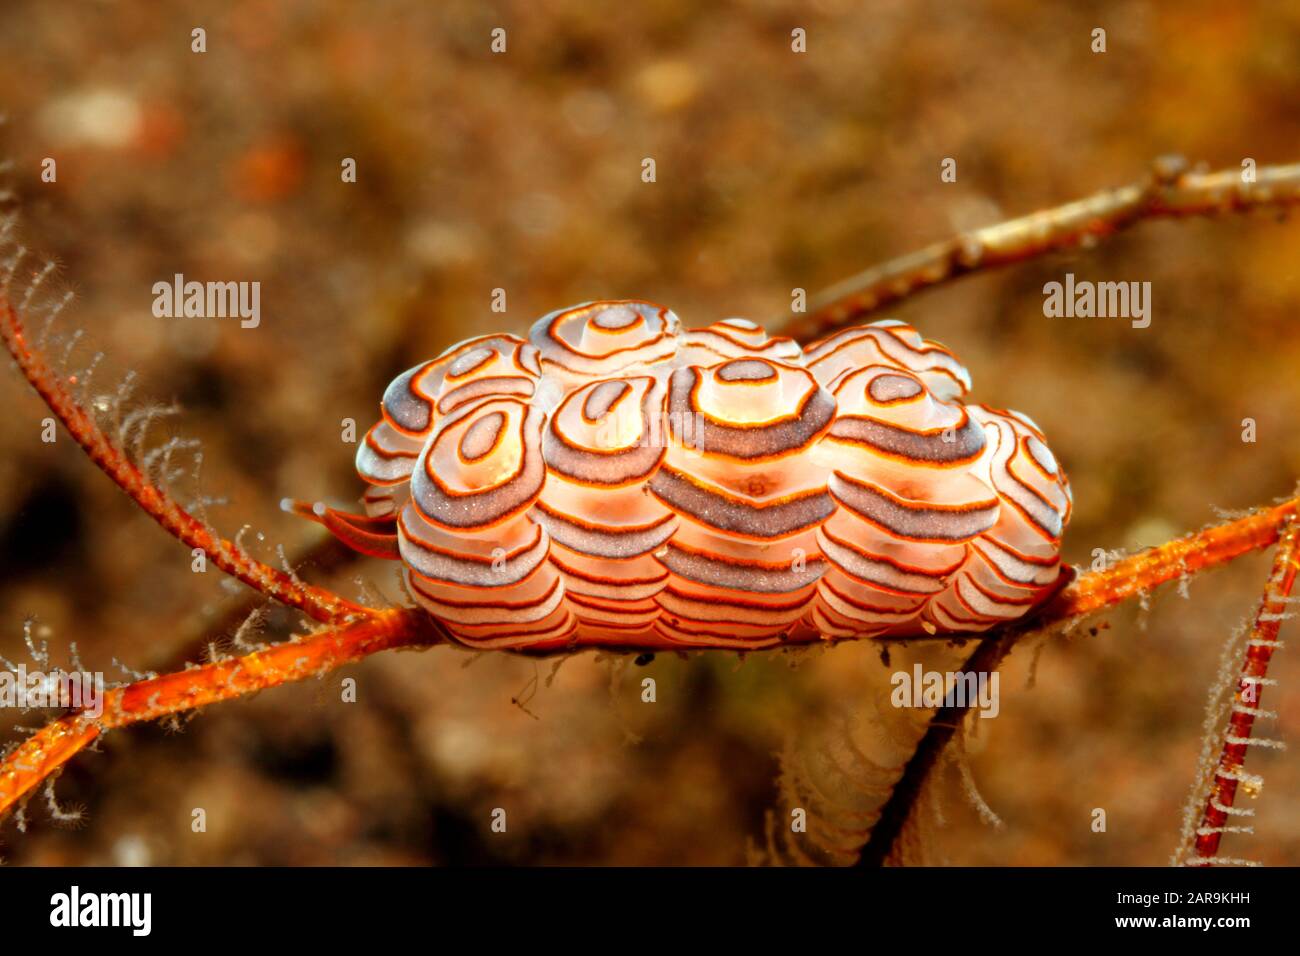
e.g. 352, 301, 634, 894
1, 0, 1298, 865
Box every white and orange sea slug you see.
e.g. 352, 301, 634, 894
292, 300, 1072, 652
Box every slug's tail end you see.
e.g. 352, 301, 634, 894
282, 498, 401, 561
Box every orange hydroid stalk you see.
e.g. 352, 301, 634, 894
1044, 496, 1300, 623
7, 497, 1296, 828
1191, 519, 1299, 863
0, 608, 436, 819
4, 491, 1289, 830
0, 297, 368, 625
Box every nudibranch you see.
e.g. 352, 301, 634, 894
290, 300, 1071, 651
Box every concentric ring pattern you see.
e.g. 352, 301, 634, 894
351, 300, 1072, 650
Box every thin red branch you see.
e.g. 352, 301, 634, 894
0, 608, 437, 819
781, 159, 1300, 342
0, 296, 367, 625
1190, 519, 1299, 863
